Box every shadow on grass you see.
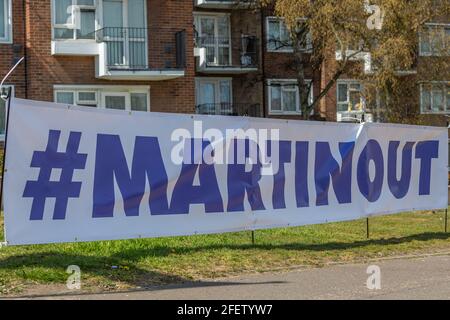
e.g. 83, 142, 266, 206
109, 231, 450, 258
4, 279, 288, 299
0, 250, 286, 298
0, 231, 448, 293
0, 251, 189, 289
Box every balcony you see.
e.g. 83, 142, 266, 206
336, 50, 417, 76
94, 27, 186, 81
364, 54, 418, 75
195, 36, 259, 74
194, 0, 254, 9
52, 27, 186, 81
196, 103, 262, 117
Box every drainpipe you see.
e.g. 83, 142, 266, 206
22, 0, 28, 99
260, 8, 267, 118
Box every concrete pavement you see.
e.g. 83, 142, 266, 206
16, 253, 450, 300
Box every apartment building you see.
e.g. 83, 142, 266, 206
319, 16, 450, 124
0, 0, 448, 143
193, 0, 263, 117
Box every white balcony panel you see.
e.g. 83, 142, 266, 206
95, 44, 184, 80
194, 0, 251, 9
96, 70, 185, 81
196, 65, 258, 74
51, 40, 100, 56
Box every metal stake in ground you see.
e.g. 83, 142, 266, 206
366, 218, 370, 239
445, 209, 448, 233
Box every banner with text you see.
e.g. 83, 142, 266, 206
3, 98, 448, 245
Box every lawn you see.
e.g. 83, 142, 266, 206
0, 210, 449, 296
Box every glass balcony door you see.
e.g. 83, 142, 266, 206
196, 15, 231, 66
103, 0, 147, 69
196, 79, 232, 115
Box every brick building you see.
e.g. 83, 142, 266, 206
0, 0, 448, 142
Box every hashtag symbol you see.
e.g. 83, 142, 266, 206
23, 130, 87, 220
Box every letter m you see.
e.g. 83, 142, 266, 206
93, 134, 169, 218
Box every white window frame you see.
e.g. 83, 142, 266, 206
100, 0, 149, 68
99, 0, 148, 29
266, 17, 311, 53
194, 12, 232, 66
0, 0, 12, 43
77, 90, 98, 106
101, 91, 130, 110
266, 17, 293, 53
420, 81, 450, 114
267, 79, 313, 115
0, 85, 14, 141
419, 23, 450, 57
55, 90, 75, 104
52, 0, 98, 41
54, 85, 150, 111
195, 77, 233, 106
336, 80, 364, 113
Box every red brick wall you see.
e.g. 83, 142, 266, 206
146, 0, 195, 114
0, 0, 26, 98
262, 9, 323, 120
23, 0, 195, 114
4, 1, 447, 124
193, 8, 264, 115
231, 10, 264, 112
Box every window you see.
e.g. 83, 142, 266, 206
0, 85, 13, 140
0, 0, 11, 43
55, 91, 75, 104
77, 91, 97, 107
104, 94, 126, 110
102, 0, 147, 67
56, 90, 98, 107
55, 86, 149, 111
335, 40, 366, 61
196, 78, 232, 115
420, 24, 450, 56
194, 14, 231, 66
130, 93, 148, 112
420, 82, 450, 114
268, 80, 312, 115
336, 81, 364, 112
266, 17, 311, 52
53, 0, 96, 40
267, 17, 292, 52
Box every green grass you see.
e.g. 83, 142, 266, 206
0, 210, 449, 295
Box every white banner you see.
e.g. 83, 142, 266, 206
3, 98, 448, 245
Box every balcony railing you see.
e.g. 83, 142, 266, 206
196, 103, 262, 117
195, 36, 259, 69
94, 27, 186, 71
336, 110, 376, 123
195, 0, 255, 7
200, 0, 254, 3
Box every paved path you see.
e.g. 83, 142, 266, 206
17, 254, 450, 300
